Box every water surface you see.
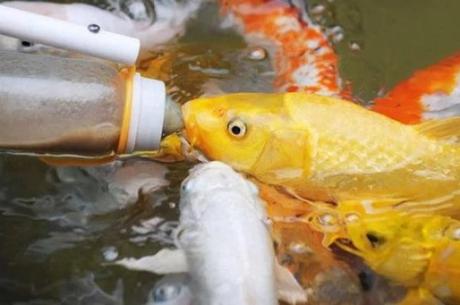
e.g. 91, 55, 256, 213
1, 0, 460, 304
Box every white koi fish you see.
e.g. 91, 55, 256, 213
116, 161, 306, 305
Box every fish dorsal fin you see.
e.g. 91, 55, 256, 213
414, 117, 460, 142
114, 248, 188, 274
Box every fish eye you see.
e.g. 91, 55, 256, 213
366, 232, 385, 248
452, 228, 460, 241
445, 224, 460, 241
21, 41, 33, 47
227, 119, 247, 138
19, 40, 38, 52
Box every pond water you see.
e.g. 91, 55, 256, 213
1, 0, 460, 304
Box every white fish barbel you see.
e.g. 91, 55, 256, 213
116, 161, 307, 305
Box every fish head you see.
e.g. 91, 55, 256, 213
179, 162, 262, 218
182, 93, 280, 171
182, 93, 312, 184
339, 212, 433, 283
181, 161, 258, 198
340, 212, 404, 254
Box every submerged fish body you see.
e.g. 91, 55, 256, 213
257, 183, 368, 305
310, 206, 460, 304
182, 92, 460, 214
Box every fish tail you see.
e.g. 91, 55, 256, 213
220, 0, 342, 96
371, 53, 460, 124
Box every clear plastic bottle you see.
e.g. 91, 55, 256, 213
0, 51, 172, 157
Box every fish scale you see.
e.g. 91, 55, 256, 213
312, 131, 421, 177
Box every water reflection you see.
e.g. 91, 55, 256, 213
0, 155, 186, 304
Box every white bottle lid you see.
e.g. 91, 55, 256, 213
0, 4, 140, 65
125, 73, 166, 153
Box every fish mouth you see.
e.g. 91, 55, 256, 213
180, 102, 208, 162
180, 101, 198, 147
179, 135, 209, 163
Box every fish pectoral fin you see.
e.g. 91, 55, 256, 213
114, 248, 188, 274
275, 260, 308, 304
251, 129, 311, 184
415, 117, 460, 142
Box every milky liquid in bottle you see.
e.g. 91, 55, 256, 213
0, 51, 126, 156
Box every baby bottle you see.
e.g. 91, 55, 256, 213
0, 51, 178, 157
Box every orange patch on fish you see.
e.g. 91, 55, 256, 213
372, 53, 460, 124
220, 0, 342, 96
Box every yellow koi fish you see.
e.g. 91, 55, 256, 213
308, 206, 460, 305
182, 93, 460, 216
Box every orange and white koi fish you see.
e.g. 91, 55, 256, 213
372, 53, 460, 124
220, 0, 343, 96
